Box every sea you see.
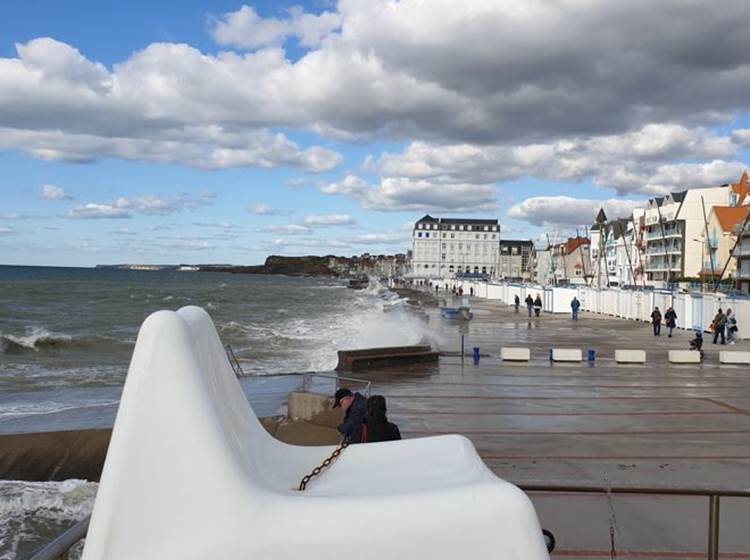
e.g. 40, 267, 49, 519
0, 265, 442, 559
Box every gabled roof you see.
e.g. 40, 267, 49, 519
731, 171, 750, 206
671, 191, 687, 203
416, 214, 438, 223
712, 206, 750, 232
595, 208, 607, 223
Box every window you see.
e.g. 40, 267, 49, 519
482, 267, 487, 273
491, 234, 496, 239
424, 264, 429, 269
475, 234, 479, 239
442, 243, 446, 249
418, 232, 422, 238
433, 224, 438, 230
458, 243, 463, 250
450, 233, 455, 239
418, 224, 423, 229
425, 232, 429, 238
483, 234, 487, 239
451, 225, 456, 230
484, 226, 489, 231
442, 254, 446, 260
441, 233, 446, 238
467, 225, 472, 231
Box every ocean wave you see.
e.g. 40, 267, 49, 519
0, 328, 132, 354
0, 479, 96, 560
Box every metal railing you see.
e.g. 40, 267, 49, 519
519, 481, 750, 560
28, 482, 749, 559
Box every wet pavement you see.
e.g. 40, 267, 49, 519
362, 295, 750, 559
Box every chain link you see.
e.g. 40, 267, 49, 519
298, 438, 350, 491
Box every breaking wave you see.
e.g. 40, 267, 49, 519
0, 328, 132, 354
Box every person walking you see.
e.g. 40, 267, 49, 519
712, 308, 727, 345
533, 294, 543, 317
726, 309, 738, 344
664, 307, 677, 337
570, 296, 581, 321
525, 294, 534, 317
651, 306, 662, 336
514, 294, 520, 313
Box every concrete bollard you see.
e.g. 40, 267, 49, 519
551, 348, 583, 362
501, 347, 531, 361
719, 351, 750, 364
668, 350, 701, 364
615, 350, 647, 364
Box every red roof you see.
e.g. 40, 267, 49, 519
713, 206, 750, 232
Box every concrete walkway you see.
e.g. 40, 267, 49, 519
362, 296, 750, 559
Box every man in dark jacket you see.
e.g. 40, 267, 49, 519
525, 294, 533, 317
712, 309, 727, 345
333, 388, 367, 442
362, 395, 401, 443
651, 306, 662, 336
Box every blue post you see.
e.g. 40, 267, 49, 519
461, 335, 465, 362
473, 347, 480, 365
549, 348, 553, 361
587, 348, 595, 362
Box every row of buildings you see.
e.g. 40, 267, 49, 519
410, 172, 750, 293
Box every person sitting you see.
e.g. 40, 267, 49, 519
689, 331, 703, 351
361, 395, 401, 443
333, 388, 367, 443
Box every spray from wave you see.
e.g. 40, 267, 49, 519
0, 327, 132, 355
0, 479, 96, 560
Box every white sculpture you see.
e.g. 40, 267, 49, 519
82, 306, 549, 559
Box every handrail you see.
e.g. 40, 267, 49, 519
27, 514, 90, 560
519, 482, 750, 560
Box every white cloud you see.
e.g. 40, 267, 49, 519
303, 214, 356, 226
68, 203, 131, 219
40, 184, 71, 200
249, 203, 279, 215
209, 5, 341, 49
320, 175, 497, 212
0, 225, 16, 235
69, 193, 215, 219
258, 224, 311, 235
508, 196, 646, 227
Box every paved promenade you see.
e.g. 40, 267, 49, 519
365, 295, 750, 559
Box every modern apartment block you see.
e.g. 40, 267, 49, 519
411, 215, 500, 278
642, 187, 728, 282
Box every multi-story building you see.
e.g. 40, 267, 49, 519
551, 237, 591, 285
702, 206, 750, 283
498, 240, 534, 281
411, 215, 500, 278
643, 186, 728, 283
590, 212, 645, 287
533, 248, 553, 286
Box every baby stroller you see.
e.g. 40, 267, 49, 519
689, 331, 705, 361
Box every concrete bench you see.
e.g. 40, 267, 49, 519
719, 351, 750, 364
668, 350, 701, 364
551, 348, 582, 362
500, 347, 531, 361
615, 350, 647, 364
335, 345, 439, 372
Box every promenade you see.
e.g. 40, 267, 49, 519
364, 295, 750, 559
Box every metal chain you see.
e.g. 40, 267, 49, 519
604, 476, 629, 560
297, 438, 350, 491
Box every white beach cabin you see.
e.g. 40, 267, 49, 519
82, 306, 549, 559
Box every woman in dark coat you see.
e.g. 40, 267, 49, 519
664, 307, 677, 337
362, 395, 401, 443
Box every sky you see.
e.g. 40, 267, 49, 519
1, 0, 750, 267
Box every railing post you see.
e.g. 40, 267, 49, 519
708, 494, 720, 560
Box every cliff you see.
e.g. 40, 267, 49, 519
200, 255, 336, 276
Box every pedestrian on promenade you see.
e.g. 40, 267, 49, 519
533, 294, 543, 317
470, 287, 474, 296
712, 308, 727, 345
664, 307, 677, 337
458, 286, 463, 296
514, 295, 520, 313
525, 294, 533, 317
651, 306, 662, 336
435, 284, 439, 295
333, 388, 367, 443
570, 296, 580, 321
726, 309, 738, 344
361, 395, 401, 443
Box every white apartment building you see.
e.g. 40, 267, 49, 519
411, 215, 500, 278
643, 187, 729, 282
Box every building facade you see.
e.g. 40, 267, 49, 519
498, 240, 534, 281
643, 187, 728, 283
411, 215, 500, 278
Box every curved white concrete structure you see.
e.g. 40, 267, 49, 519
82, 306, 549, 559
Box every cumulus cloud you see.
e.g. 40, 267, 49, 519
376, 124, 745, 196
3, 1, 750, 170
210, 5, 342, 49
69, 193, 215, 219
320, 174, 497, 212
508, 196, 646, 227
258, 224, 311, 235
40, 184, 72, 200
0, 225, 18, 235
